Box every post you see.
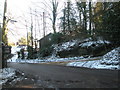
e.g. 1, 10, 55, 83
30, 8, 34, 58
25, 20, 28, 49
35, 10, 37, 50
43, 12, 45, 37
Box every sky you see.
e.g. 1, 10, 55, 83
0, 0, 119, 44
7, 0, 51, 43
0, 0, 66, 43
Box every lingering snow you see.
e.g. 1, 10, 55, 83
9, 45, 119, 71
79, 40, 110, 48
52, 39, 110, 53
8, 46, 96, 63
53, 40, 77, 52
67, 47, 120, 70
11, 46, 17, 54
0, 68, 16, 85
8, 54, 85, 63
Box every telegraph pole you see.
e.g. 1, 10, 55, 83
25, 20, 28, 47
30, 8, 33, 48
35, 10, 37, 50
30, 8, 34, 59
43, 12, 45, 37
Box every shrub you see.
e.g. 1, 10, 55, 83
39, 46, 53, 57
50, 33, 63, 44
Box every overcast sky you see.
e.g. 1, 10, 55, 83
0, 0, 68, 43
1, 0, 119, 43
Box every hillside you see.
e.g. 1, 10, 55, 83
40, 37, 111, 58
67, 47, 120, 70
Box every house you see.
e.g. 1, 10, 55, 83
38, 33, 52, 50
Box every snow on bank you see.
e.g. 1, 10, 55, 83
67, 47, 120, 70
8, 54, 86, 63
79, 40, 110, 47
0, 68, 16, 85
9, 45, 119, 71
53, 40, 78, 51
52, 38, 110, 52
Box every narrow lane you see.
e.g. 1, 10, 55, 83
8, 62, 119, 88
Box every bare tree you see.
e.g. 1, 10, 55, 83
76, 1, 88, 34
51, 0, 59, 33
41, 0, 59, 34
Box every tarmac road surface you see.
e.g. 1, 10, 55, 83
8, 62, 119, 88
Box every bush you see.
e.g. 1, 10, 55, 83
27, 46, 33, 59
39, 46, 53, 57
50, 33, 63, 44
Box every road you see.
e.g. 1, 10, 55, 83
8, 62, 119, 88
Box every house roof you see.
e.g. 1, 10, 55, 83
38, 33, 52, 41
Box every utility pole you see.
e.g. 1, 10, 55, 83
25, 20, 28, 47
30, 8, 34, 59
37, 14, 41, 50
38, 15, 41, 39
30, 9, 33, 48
43, 12, 45, 37
35, 10, 37, 50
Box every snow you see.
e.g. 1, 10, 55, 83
79, 40, 110, 48
8, 46, 86, 63
67, 47, 120, 70
52, 39, 110, 55
9, 46, 94, 63
11, 46, 17, 54
8, 54, 85, 63
0, 68, 16, 85
53, 40, 77, 52
8, 46, 119, 71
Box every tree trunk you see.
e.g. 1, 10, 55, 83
67, 2, 70, 32
83, 2, 87, 34
53, 23, 56, 33
89, 2, 92, 35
